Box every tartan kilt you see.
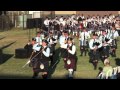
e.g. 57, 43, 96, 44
80, 41, 89, 48
30, 58, 49, 73
89, 50, 100, 62
101, 46, 110, 57
64, 57, 77, 71
80, 46, 88, 51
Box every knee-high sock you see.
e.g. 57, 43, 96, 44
68, 69, 73, 77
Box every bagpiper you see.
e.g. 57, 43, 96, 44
29, 39, 50, 79
79, 28, 90, 56
61, 37, 77, 79
89, 34, 102, 70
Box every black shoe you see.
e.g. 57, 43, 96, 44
32, 76, 38, 79
68, 77, 73, 79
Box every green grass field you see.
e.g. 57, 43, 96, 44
0, 28, 120, 79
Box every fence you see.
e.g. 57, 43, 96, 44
0, 15, 13, 31
6, 11, 55, 30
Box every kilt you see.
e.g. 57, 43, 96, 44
101, 46, 110, 57
80, 46, 88, 51
49, 45, 55, 56
30, 58, 49, 73
89, 50, 100, 62
80, 40, 89, 48
64, 57, 77, 70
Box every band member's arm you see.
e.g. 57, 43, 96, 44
68, 45, 76, 55
115, 31, 119, 38
42, 48, 50, 57
89, 40, 95, 50
59, 37, 65, 46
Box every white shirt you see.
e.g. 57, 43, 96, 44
83, 21, 87, 27
59, 35, 65, 46
89, 39, 102, 50
79, 32, 90, 41
33, 43, 41, 51
62, 20, 66, 26
41, 34, 45, 40
59, 18, 63, 23
44, 19, 49, 26
42, 46, 50, 57
61, 43, 76, 55
99, 35, 112, 46
35, 37, 42, 45
109, 30, 119, 39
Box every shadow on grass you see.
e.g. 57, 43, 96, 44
0, 37, 6, 40
115, 58, 120, 66
0, 53, 14, 65
0, 75, 32, 79
1, 41, 16, 50
48, 47, 62, 79
0, 74, 85, 79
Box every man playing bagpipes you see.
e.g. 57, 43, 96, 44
47, 32, 57, 66
24, 38, 36, 58
29, 39, 50, 79
43, 17, 50, 32
109, 26, 119, 57
59, 31, 69, 58
72, 18, 78, 38
35, 32, 42, 45
89, 34, 102, 70
79, 28, 90, 56
98, 30, 112, 62
60, 37, 77, 79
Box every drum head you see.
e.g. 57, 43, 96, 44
40, 64, 44, 69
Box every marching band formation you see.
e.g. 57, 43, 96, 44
24, 14, 120, 79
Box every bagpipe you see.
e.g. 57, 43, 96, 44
93, 42, 100, 46
22, 45, 44, 68
92, 42, 100, 52
105, 38, 110, 42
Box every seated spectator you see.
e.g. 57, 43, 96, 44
102, 59, 113, 79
